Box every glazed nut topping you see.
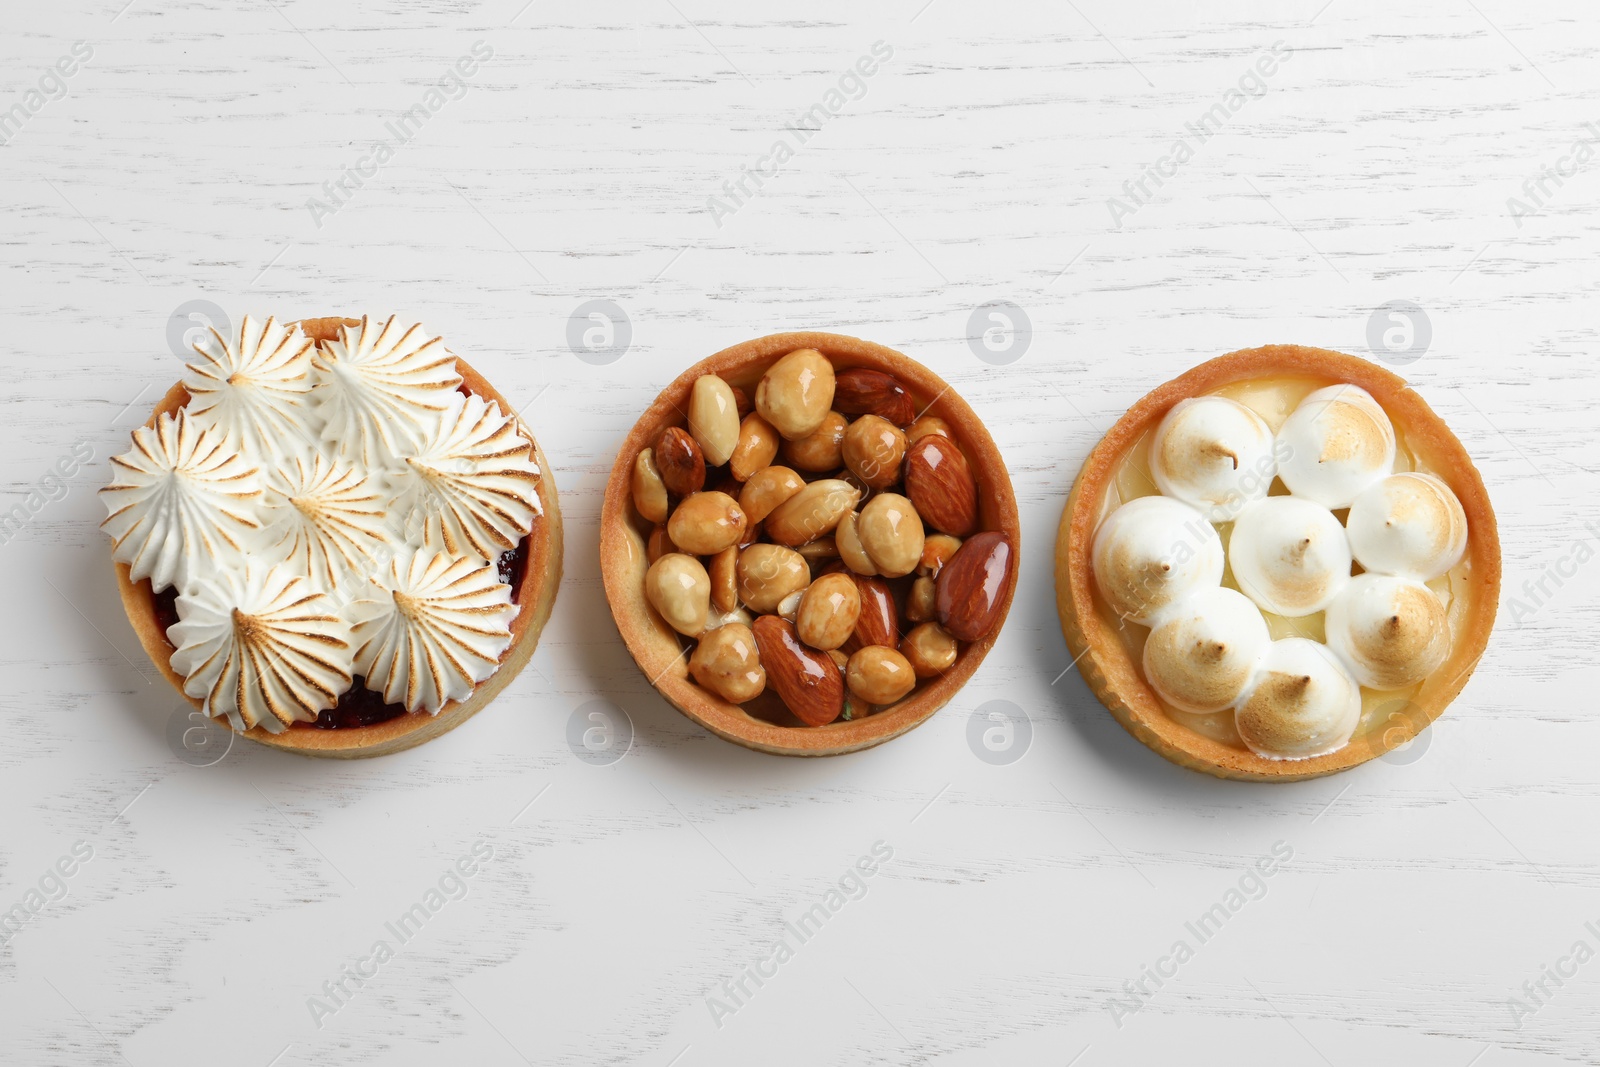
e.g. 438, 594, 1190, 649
688, 374, 740, 467
633, 352, 1012, 726
631, 448, 669, 524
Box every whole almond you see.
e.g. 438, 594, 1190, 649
765, 478, 860, 546
687, 374, 740, 467
729, 413, 780, 481
752, 615, 845, 726
935, 531, 1014, 643
654, 426, 705, 497
833, 367, 915, 426
851, 574, 898, 648
904, 434, 978, 537
730, 385, 752, 419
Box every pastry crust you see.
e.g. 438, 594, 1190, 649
113, 316, 563, 759
1054, 345, 1500, 782
601, 332, 1021, 757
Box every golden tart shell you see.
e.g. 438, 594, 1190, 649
114, 316, 563, 759
1054, 344, 1500, 782
600, 331, 1021, 757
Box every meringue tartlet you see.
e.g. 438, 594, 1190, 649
1054, 345, 1500, 781
102, 315, 562, 758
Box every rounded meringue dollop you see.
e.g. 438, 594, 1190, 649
1275, 384, 1396, 508
389, 393, 542, 559
168, 560, 354, 733
1345, 472, 1468, 581
1091, 496, 1224, 626
99, 409, 264, 593
1141, 586, 1271, 714
1324, 573, 1450, 690
261, 449, 392, 590
310, 315, 463, 467
182, 315, 319, 456
1233, 638, 1362, 760
1149, 396, 1279, 522
1228, 496, 1352, 617
347, 547, 519, 714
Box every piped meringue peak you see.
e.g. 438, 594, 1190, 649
262, 449, 391, 590
100, 409, 263, 593
1234, 638, 1361, 760
1345, 472, 1467, 581
1149, 397, 1279, 522
168, 561, 353, 733
1324, 573, 1450, 690
311, 315, 463, 466
102, 312, 545, 734
1275, 384, 1396, 508
389, 393, 542, 560
1228, 496, 1352, 617
182, 315, 318, 455
1091, 496, 1224, 626
1142, 586, 1270, 714
348, 547, 518, 714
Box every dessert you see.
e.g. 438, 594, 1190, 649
102, 315, 562, 758
1054, 345, 1499, 781
601, 332, 1020, 757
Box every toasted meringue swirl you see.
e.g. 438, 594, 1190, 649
99, 410, 263, 593
1228, 496, 1352, 617
1275, 384, 1396, 508
310, 315, 462, 466
1345, 472, 1467, 581
1142, 586, 1270, 714
348, 547, 518, 714
1091, 496, 1224, 626
1324, 573, 1450, 690
1234, 638, 1362, 760
1149, 396, 1278, 522
182, 315, 318, 455
168, 561, 354, 733
389, 394, 542, 559
262, 449, 391, 590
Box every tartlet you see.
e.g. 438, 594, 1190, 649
1054, 345, 1499, 782
106, 315, 562, 758
601, 332, 1021, 757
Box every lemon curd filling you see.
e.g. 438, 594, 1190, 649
1093, 375, 1474, 751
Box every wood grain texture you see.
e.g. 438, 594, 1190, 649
2, 1, 1598, 1064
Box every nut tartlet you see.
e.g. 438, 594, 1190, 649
104, 315, 562, 758
601, 332, 1020, 757
1054, 345, 1499, 782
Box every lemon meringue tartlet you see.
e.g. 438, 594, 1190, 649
102, 315, 562, 758
1055, 345, 1500, 782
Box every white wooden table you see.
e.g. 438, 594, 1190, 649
4, 1, 1597, 1063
